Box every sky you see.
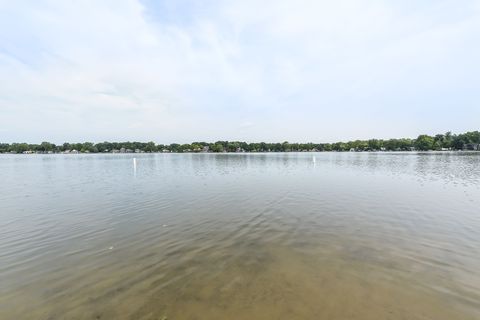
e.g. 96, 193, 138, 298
1, 0, 479, 144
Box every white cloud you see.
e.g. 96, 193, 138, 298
1, 0, 479, 143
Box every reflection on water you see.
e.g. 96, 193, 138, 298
1, 152, 480, 319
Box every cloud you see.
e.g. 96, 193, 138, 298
238, 121, 254, 130
1, 0, 479, 143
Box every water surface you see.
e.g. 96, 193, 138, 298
1, 152, 479, 319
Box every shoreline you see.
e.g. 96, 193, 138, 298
1, 150, 479, 155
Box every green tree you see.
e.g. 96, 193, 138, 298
38, 141, 55, 152
210, 143, 224, 152
144, 141, 156, 152
415, 135, 435, 151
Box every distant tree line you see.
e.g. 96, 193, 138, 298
1, 131, 479, 154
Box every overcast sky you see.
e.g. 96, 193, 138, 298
1, 0, 479, 143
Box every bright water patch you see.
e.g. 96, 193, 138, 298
0, 152, 479, 319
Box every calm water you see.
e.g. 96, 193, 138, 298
1, 152, 480, 319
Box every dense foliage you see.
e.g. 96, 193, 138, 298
1, 131, 479, 154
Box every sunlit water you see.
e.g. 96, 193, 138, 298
1, 152, 479, 319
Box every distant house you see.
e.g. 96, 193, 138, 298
464, 143, 480, 151
202, 146, 210, 153
23, 150, 33, 154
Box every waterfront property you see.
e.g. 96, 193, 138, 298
1, 131, 479, 154
464, 143, 480, 151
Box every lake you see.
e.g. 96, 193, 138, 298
1, 152, 479, 319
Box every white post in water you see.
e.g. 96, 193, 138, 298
133, 158, 137, 173
312, 156, 316, 164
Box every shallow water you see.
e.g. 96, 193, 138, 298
1, 152, 479, 319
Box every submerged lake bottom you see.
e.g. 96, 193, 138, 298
1, 152, 480, 319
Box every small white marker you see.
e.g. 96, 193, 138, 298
109, 246, 114, 250
162, 224, 168, 227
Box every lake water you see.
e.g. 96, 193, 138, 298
1, 152, 479, 319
